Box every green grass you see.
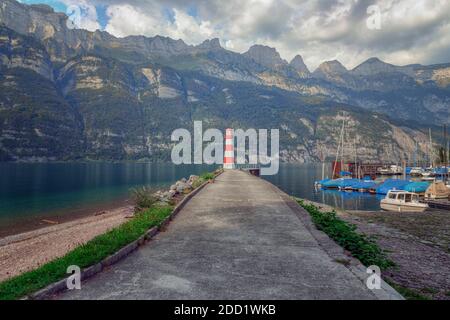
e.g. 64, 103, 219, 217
200, 172, 215, 180
191, 171, 219, 189
0, 205, 173, 300
386, 281, 430, 300
297, 200, 394, 270
422, 287, 439, 294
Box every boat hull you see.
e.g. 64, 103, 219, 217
425, 195, 449, 200
380, 200, 428, 212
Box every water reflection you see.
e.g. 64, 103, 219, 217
263, 163, 383, 211
0, 162, 216, 223
0, 162, 385, 227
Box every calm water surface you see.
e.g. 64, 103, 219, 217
264, 164, 383, 211
0, 163, 216, 228
0, 162, 382, 230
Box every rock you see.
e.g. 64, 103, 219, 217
244, 44, 287, 69
170, 184, 177, 191
196, 38, 222, 51
313, 60, 348, 81
188, 175, 199, 186
289, 55, 310, 77
176, 182, 192, 194
168, 190, 176, 197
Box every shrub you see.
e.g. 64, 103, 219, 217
191, 177, 205, 189
131, 186, 157, 210
200, 172, 215, 180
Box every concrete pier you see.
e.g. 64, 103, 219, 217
59, 170, 401, 300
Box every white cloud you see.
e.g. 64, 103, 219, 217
104, 4, 215, 44
104, 4, 165, 38
61, 0, 101, 31
79, 0, 450, 70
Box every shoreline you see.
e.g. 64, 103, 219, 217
0, 171, 220, 288
0, 196, 131, 239
0, 205, 134, 282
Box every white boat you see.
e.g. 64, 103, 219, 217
421, 171, 432, 177
380, 190, 428, 212
390, 165, 403, 175
377, 167, 391, 175
409, 167, 423, 176
377, 165, 403, 175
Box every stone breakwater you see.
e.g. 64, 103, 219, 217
153, 171, 221, 205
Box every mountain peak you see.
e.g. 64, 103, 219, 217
312, 60, 348, 82
352, 57, 397, 75
244, 44, 287, 69
290, 55, 310, 75
316, 60, 348, 74
29, 4, 54, 13
363, 57, 382, 63
197, 38, 222, 51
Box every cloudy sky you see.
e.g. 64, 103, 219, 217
20, 0, 450, 70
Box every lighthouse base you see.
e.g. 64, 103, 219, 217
223, 163, 235, 170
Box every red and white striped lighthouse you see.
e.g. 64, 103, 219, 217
223, 128, 235, 169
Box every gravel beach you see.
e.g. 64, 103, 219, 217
0, 206, 133, 282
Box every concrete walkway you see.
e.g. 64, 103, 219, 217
59, 170, 401, 300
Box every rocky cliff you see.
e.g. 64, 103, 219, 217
0, 0, 447, 163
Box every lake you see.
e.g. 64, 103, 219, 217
263, 164, 384, 211
0, 162, 382, 235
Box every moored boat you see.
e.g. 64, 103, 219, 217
380, 191, 429, 212
377, 165, 403, 176
351, 180, 378, 193
375, 179, 411, 195
425, 181, 450, 199
404, 181, 431, 195
409, 167, 424, 177
314, 178, 330, 188
322, 178, 346, 189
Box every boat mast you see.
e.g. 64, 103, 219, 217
332, 112, 346, 178
354, 137, 358, 179
413, 142, 418, 167
445, 124, 448, 166
429, 128, 433, 168
320, 146, 325, 180
341, 112, 346, 175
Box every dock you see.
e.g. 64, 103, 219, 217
58, 170, 401, 300
424, 199, 450, 210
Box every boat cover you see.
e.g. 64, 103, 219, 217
404, 181, 431, 193
425, 181, 450, 198
323, 178, 358, 189
375, 179, 411, 195
351, 181, 378, 190
315, 178, 331, 185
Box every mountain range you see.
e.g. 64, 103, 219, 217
0, 0, 449, 162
